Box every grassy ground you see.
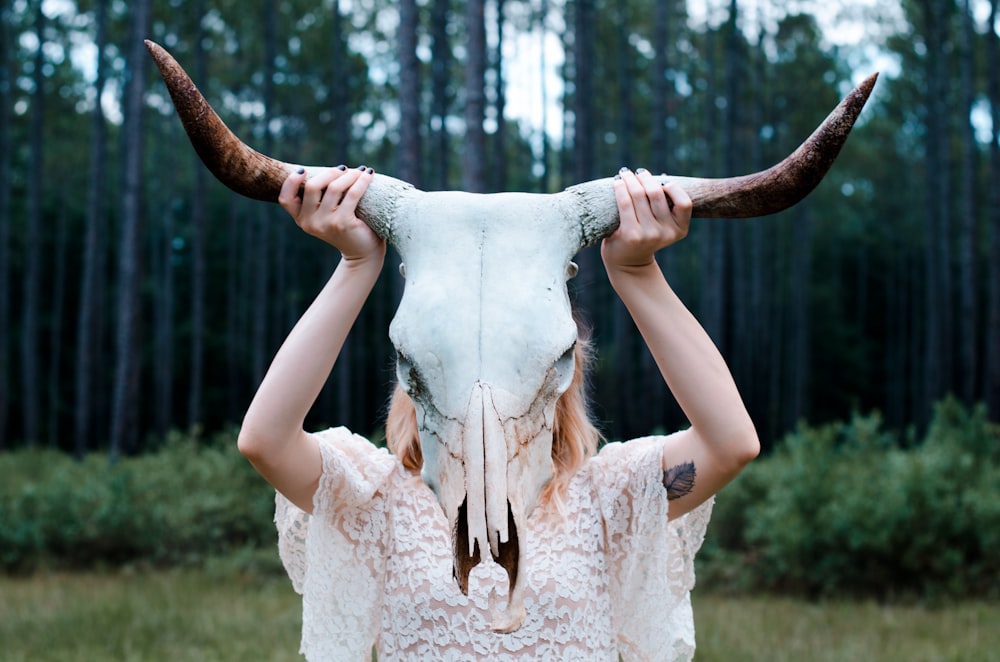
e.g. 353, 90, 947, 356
2, 566, 998, 661
693, 594, 1000, 662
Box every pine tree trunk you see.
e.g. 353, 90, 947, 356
537, 0, 550, 191
986, 0, 1000, 418
957, 0, 978, 405
110, 0, 152, 459
430, 0, 451, 189
46, 206, 69, 448
398, 0, 422, 186
0, 0, 14, 448
492, 0, 507, 193
23, 0, 46, 446
699, 22, 724, 345
187, 0, 207, 433
252, 2, 277, 384
920, 0, 953, 418
75, 0, 108, 457
571, 0, 597, 314
462, 0, 487, 192
153, 128, 176, 443
788, 206, 813, 427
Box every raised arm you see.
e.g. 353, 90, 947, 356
602, 168, 759, 519
237, 166, 383, 513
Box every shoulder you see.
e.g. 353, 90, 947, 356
585, 431, 681, 483
310, 426, 408, 512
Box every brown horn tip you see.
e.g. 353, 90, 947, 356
145, 39, 292, 202
682, 72, 879, 219
563, 72, 879, 245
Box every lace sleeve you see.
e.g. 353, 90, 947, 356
273, 427, 404, 661
590, 434, 714, 662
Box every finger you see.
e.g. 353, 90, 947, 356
337, 167, 374, 215
278, 168, 306, 217
613, 171, 639, 230
320, 166, 363, 212
621, 168, 653, 222
661, 179, 693, 223
636, 169, 672, 221
302, 166, 345, 209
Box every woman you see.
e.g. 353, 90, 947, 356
238, 164, 759, 661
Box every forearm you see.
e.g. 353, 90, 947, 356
606, 261, 758, 462
240, 253, 383, 449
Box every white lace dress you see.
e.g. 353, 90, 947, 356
275, 427, 714, 661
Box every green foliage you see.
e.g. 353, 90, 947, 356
701, 398, 1000, 600
0, 429, 277, 573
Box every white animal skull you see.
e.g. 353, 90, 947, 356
146, 40, 876, 631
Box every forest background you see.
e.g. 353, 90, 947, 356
0, 0, 998, 488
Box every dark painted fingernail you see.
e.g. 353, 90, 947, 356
619, 166, 629, 174
366, 167, 374, 174
637, 168, 648, 174
614, 173, 622, 181
295, 167, 305, 174
358, 164, 367, 170
337, 164, 347, 171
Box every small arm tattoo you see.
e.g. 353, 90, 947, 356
662, 461, 696, 501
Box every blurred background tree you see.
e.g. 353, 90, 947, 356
0, 0, 997, 457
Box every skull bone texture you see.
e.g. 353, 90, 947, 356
145, 40, 876, 631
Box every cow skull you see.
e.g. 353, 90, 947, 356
146, 41, 876, 631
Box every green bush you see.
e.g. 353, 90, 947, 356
700, 398, 1000, 600
0, 429, 277, 573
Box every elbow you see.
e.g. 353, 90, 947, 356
733, 426, 760, 469
237, 426, 269, 464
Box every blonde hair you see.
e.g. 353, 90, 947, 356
384, 335, 601, 508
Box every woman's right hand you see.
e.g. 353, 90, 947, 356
278, 165, 385, 264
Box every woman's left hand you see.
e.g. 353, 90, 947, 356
601, 168, 693, 271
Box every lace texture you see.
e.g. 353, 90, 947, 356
275, 427, 714, 661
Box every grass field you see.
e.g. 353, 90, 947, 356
2, 565, 998, 661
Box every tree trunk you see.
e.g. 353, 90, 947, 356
462, 0, 487, 192
430, 0, 451, 190
615, 1, 632, 167
537, 0, 551, 191
0, 0, 14, 448
226, 194, 246, 424
46, 205, 69, 448
572, 0, 595, 184
748, 15, 769, 431
571, 0, 597, 313
22, 0, 46, 446
651, 0, 671, 164
330, 0, 350, 162
187, 0, 207, 433
75, 0, 109, 457
252, 2, 277, 384
987, 0, 1000, 418
788, 205, 813, 427
330, 0, 354, 429
699, 19, 724, 345
492, 0, 507, 193
724, 0, 744, 372
920, 0, 953, 418
153, 126, 176, 443
109, 0, 152, 459
957, 0, 978, 405
398, 0, 422, 186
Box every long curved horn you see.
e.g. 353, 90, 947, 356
145, 40, 414, 239
564, 73, 879, 246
